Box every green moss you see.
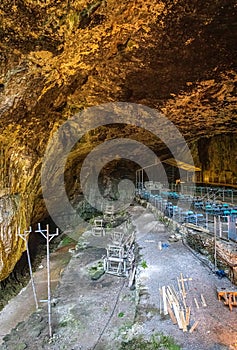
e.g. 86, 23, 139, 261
88, 260, 104, 280
119, 333, 181, 350
60, 236, 76, 247
141, 260, 148, 269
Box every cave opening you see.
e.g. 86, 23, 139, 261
62, 122, 177, 205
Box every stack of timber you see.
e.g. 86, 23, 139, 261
159, 273, 199, 333
217, 289, 237, 311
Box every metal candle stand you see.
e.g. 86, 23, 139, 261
17, 227, 39, 310
35, 223, 59, 338
18, 224, 59, 338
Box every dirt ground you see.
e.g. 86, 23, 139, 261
0, 244, 73, 344
0, 204, 237, 350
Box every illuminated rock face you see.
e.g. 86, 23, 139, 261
0, 0, 236, 280
191, 134, 237, 185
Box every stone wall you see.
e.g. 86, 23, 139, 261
191, 134, 237, 185
186, 230, 237, 284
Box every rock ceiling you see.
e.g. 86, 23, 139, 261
0, 0, 236, 280
0, 0, 236, 138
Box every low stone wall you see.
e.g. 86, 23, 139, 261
186, 230, 237, 284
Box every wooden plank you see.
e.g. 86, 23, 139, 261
167, 306, 177, 324
181, 291, 187, 310
194, 298, 199, 309
182, 277, 193, 282
183, 277, 192, 292
167, 285, 179, 306
180, 273, 186, 298
159, 287, 162, 314
184, 223, 210, 233
166, 288, 174, 308
217, 289, 237, 295
189, 320, 199, 333
200, 294, 207, 307
177, 277, 182, 294
128, 265, 136, 289
222, 293, 228, 304
171, 285, 180, 303
173, 303, 183, 329
185, 307, 191, 326
228, 294, 233, 311
162, 286, 168, 315
180, 310, 187, 332
218, 291, 237, 310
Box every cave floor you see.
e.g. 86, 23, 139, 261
0, 244, 73, 345
0, 205, 237, 350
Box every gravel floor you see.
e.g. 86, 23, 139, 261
0, 204, 237, 350
131, 205, 237, 350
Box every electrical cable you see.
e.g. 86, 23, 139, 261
92, 278, 126, 350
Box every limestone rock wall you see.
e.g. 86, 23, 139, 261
0, 0, 236, 280
191, 134, 237, 185
0, 138, 44, 280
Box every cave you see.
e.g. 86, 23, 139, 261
0, 0, 237, 348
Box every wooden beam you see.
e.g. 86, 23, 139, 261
185, 307, 191, 327
171, 285, 180, 303
162, 286, 168, 315
128, 265, 136, 289
180, 310, 187, 332
200, 294, 207, 307
167, 286, 179, 306
181, 291, 187, 310
159, 287, 162, 314
189, 321, 199, 333
166, 288, 174, 308
194, 298, 199, 309
180, 273, 187, 298
173, 303, 183, 329
168, 306, 177, 324
177, 277, 182, 295
182, 278, 193, 282
228, 294, 233, 311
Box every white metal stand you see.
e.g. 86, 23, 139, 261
18, 227, 39, 309
35, 223, 59, 338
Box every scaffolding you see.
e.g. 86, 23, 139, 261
136, 158, 201, 191
103, 226, 135, 277
103, 204, 115, 221
92, 219, 105, 236
103, 245, 128, 276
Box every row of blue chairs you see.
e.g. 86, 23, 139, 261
139, 191, 237, 225
164, 204, 205, 224
194, 200, 237, 216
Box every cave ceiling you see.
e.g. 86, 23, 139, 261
0, 0, 236, 148
0, 0, 237, 281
